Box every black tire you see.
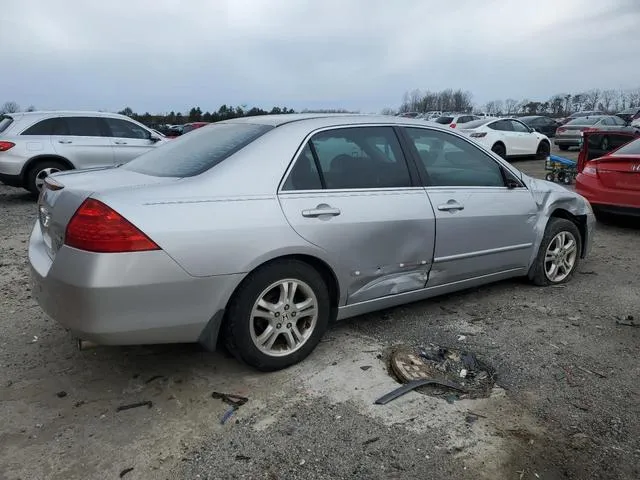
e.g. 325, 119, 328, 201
491, 143, 506, 159
25, 160, 68, 196
529, 218, 582, 286
223, 260, 330, 371
545, 172, 555, 182
536, 141, 551, 159
558, 145, 569, 151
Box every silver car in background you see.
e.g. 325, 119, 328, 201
554, 115, 627, 151
0, 111, 167, 194
29, 114, 595, 371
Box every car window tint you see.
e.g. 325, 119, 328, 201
611, 137, 640, 155
65, 117, 105, 136
106, 118, 150, 139
0, 115, 14, 133
489, 120, 513, 131
282, 144, 323, 191
405, 127, 505, 187
122, 123, 273, 177
435, 116, 454, 124
510, 120, 529, 133
310, 127, 411, 189
22, 117, 68, 136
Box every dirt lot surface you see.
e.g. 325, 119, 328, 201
1, 146, 639, 480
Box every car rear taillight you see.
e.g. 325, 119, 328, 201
65, 198, 160, 253
582, 162, 598, 177
0, 141, 15, 151
470, 132, 487, 138
557, 127, 566, 134
449, 123, 457, 128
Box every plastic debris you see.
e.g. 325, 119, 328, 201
119, 467, 134, 478
116, 401, 153, 412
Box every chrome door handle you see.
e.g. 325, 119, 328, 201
114, 141, 128, 145
437, 201, 464, 211
302, 205, 341, 218
58, 140, 72, 144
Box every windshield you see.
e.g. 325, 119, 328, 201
461, 118, 493, 129
435, 116, 454, 124
612, 137, 640, 155
122, 123, 273, 177
0, 115, 13, 134
566, 117, 600, 126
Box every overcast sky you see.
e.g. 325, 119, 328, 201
1, 0, 638, 113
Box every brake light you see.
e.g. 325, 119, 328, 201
557, 127, 566, 134
0, 141, 15, 151
582, 162, 598, 177
65, 198, 160, 253
449, 123, 457, 128
470, 132, 487, 138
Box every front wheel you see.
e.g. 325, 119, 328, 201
529, 218, 581, 286
26, 160, 68, 196
223, 260, 330, 371
536, 141, 550, 159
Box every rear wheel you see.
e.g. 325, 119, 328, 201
559, 145, 569, 151
529, 218, 581, 286
491, 143, 506, 159
536, 141, 551, 159
223, 260, 330, 371
26, 160, 68, 196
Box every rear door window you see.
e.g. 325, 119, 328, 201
22, 117, 69, 136
489, 120, 513, 131
435, 117, 454, 124
122, 123, 273, 177
65, 117, 108, 137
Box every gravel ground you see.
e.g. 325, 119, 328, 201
1, 147, 638, 480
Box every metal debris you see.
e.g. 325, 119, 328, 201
374, 379, 466, 405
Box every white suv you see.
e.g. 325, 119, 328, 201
0, 111, 167, 195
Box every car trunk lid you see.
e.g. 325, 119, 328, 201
595, 155, 640, 191
38, 167, 176, 259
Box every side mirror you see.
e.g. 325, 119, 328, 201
150, 135, 161, 143
529, 127, 536, 133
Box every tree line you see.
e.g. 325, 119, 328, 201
395, 87, 640, 117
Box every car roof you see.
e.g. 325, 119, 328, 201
217, 113, 452, 129
3, 110, 137, 121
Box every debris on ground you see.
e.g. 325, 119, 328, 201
615, 315, 637, 327
575, 365, 607, 379
363, 436, 380, 445
384, 344, 496, 401
116, 401, 153, 412
235, 455, 251, 461
374, 378, 466, 405
360, 365, 372, 371
119, 467, 134, 478
55, 391, 67, 398
145, 375, 166, 384
211, 391, 249, 425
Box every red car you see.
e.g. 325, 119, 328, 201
182, 122, 210, 134
575, 127, 640, 216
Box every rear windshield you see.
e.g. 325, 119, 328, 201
0, 115, 13, 134
612, 137, 640, 155
461, 118, 493, 129
566, 117, 600, 126
122, 123, 273, 177
435, 116, 454, 124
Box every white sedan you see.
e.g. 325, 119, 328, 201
459, 118, 551, 159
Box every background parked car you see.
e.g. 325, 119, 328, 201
615, 107, 640, 124
30, 114, 594, 371
519, 115, 561, 137
459, 117, 551, 159
432, 114, 480, 129
0, 111, 167, 194
559, 110, 605, 125
576, 131, 640, 217
554, 115, 627, 151
182, 122, 210, 134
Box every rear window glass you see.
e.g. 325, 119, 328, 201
612, 138, 640, 155
22, 117, 69, 135
566, 117, 599, 126
122, 123, 273, 177
435, 117, 454, 124
0, 115, 13, 134
462, 119, 493, 129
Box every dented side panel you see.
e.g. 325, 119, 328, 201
278, 188, 436, 305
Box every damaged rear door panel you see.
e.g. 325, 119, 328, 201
278, 125, 436, 305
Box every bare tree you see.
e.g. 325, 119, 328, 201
380, 107, 396, 115
484, 101, 497, 115
0, 101, 20, 114
628, 88, 640, 108
504, 98, 518, 115
583, 89, 601, 110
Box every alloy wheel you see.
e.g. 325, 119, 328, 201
34, 167, 60, 191
544, 231, 578, 282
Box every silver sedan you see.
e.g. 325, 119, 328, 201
29, 114, 595, 371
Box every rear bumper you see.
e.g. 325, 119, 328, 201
554, 137, 581, 147
0, 172, 22, 187
575, 173, 640, 214
28, 221, 243, 346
